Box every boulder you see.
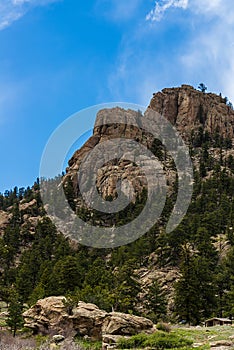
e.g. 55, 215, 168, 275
23, 296, 73, 336
102, 334, 129, 350
210, 340, 233, 348
102, 312, 155, 336
71, 301, 108, 341
52, 334, 65, 344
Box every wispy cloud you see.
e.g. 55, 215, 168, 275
0, 0, 60, 30
106, 0, 234, 104
179, 0, 234, 100
95, 0, 145, 21
146, 0, 188, 21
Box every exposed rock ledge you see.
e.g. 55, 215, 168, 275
23, 296, 155, 349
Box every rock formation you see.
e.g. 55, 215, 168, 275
149, 84, 234, 140
64, 85, 234, 209
23, 296, 155, 346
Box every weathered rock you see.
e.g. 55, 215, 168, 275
149, 85, 234, 140
64, 108, 153, 204
19, 198, 37, 213
136, 266, 180, 314
64, 85, 234, 211
102, 334, 129, 350
71, 301, 108, 341
23, 296, 73, 336
210, 340, 233, 348
102, 312, 155, 336
52, 334, 65, 344
0, 210, 12, 235
23, 297, 155, 344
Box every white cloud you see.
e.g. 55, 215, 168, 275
146, 0, 234, 22
0, 0, 60, 30
146, 0, 188, 21
178, 0, 234, 101
106, 0, 234, 105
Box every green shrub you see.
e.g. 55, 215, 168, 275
144, 332, 193, 349
156, 322, 171, 333
117, 331, 193, 349
117, 333, 148, 349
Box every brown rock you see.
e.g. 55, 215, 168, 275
0, 210, 12, 235
102, 334, 129, 350
23, 297, 155, 343
149, 85, 234, 140
102, 312, 155, 336
23, 296, 73, 336
19, 199, 37, 213
71, 301, 107, 341
64, 85, 234, 210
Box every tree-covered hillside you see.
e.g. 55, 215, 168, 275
0, 86, 234, 328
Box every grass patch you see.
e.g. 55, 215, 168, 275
174, 325, 234, 344
74, 336, 102, 350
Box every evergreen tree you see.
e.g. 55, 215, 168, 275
6, 289, 24, 337
174, 244, 216, 325
145, 280, 167, 322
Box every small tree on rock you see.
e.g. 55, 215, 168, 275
198, 83, 207, 93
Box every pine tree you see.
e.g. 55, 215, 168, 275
6, 289, 24, 337
145, 280, 167, 322
174, 243, 216, 325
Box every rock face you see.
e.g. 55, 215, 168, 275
149, 84, 234, 140
64, 108, 153, 203
23, 296, 155, 343
64, 85, 234, 206
0, 210, 12, 236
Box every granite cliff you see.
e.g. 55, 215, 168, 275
64, 84, 234, 209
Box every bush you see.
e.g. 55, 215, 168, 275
117, 333, 147, 349
156, 322, 171, 333
74, 336, 102, 350
117, 331, 193, 349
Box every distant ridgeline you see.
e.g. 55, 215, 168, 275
0, 85, 234, 326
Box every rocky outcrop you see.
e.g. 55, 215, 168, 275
0, 210, 12, 235
23, 296, 74, 336
149, 84, 234, 140
0, 197, 43, 237
136, 264, 180, 314
64, 85, 234, 207
23, 296, 155, 344
64, 108, 153, 203
210, 340, 234, 349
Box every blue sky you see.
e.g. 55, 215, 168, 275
0, 0, 234, 192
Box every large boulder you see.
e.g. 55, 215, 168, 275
23, 296, 73, 336
71, 301, 108, 341
102, 312, 155, 336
